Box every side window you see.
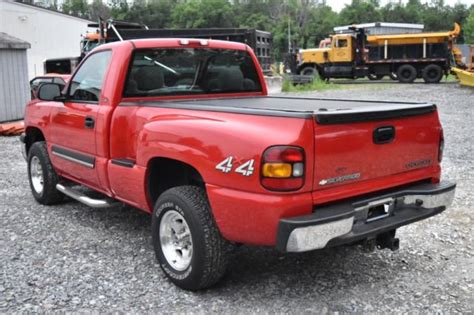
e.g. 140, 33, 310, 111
69, 50, 111, 102
337, 39, 348, 48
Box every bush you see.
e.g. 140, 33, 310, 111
281, 77, 341, 92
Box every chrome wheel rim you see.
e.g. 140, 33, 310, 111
30, 156, 44, 194
159, 210, 193, 271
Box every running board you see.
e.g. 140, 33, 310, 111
56, 184, 118, 208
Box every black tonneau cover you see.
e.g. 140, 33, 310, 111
122, 96, 436, 124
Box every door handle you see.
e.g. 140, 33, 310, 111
85, 116, 95, 129
373, 126, 395, 144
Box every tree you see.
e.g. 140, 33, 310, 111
52, 0, 471, 61
404, 0, 423, 23
450, 3, 469, 43
422, 0, 453, 31
89, 0, 111, 21
305, 4, 339, 48
172, 0, 234, 28
464, 9, 474, 43
109, 0, 129, 21
339, 0, 382, 25
143, 0, 177, 28
381, 3, 419, 23
61, 0, 89, 18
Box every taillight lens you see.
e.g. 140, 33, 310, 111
261, 146, 305, 191
438, 128, 444, 162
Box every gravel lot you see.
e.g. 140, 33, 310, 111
1, 82, 472, 313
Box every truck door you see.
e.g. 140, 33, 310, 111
48, 50, 112, 190
330, 36, 353, 63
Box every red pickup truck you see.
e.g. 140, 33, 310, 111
22, 38, 455, 290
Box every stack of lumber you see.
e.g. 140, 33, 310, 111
0, 120, 24, 136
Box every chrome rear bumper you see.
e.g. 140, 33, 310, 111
276, 181, 456, 252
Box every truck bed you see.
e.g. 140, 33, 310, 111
123, 96, 436, 124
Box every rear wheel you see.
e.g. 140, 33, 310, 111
27, 141, 64, 205
422, 64, 443, 83
397, 64, 417, 83
152, 186, 232, 291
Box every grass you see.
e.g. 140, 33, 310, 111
281, 77, 342, 92
280, 73, 458, 93
444, 74, 459, 82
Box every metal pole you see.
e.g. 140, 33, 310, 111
288, 17, 291, 53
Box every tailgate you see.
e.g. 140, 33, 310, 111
312, 103, 441, 191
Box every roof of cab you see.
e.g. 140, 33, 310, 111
96, 38, 249, 51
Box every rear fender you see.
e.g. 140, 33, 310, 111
136, 111, 315, 195
136, 113, 315, 244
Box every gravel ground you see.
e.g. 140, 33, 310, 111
1, 82, 472, 313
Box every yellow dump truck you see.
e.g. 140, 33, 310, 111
296, 23, 461, 83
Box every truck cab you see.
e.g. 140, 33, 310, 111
298, 33, 356, 77
328, 34, 354, 63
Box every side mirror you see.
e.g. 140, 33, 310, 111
37, 83, 62, 101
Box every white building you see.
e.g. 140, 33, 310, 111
0, 0, 91, 78
334, 22, 424, 35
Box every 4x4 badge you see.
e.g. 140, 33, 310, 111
216, 157, 255, 176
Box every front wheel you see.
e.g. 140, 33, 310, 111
27, 141, 64, 205
152, 186, 232, 291
300, 66, 318, 78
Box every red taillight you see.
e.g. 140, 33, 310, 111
264, 147, 303, 162
261, 146, 305, 191
438, 128, 444, 162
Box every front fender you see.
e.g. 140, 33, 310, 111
24, 100, 53, 141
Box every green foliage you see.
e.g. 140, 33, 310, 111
61, 0, 89, 17
172, 0, 233, 28
464, 9, 474, 43
339, 0, 382, 25
282, 77, 341, 92
52, 0, 473, 58
89, 0, 110, 21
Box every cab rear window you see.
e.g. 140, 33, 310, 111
123, 48, 262, 97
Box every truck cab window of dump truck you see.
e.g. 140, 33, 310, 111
81, 39, 100, 53
337, 39, 348, 48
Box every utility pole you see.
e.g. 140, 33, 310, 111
288, 17, 291, 53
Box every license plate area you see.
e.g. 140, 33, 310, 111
365, 198, 394, 223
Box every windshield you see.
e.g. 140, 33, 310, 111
123, 48, 262, 97
82, 39, 100, 53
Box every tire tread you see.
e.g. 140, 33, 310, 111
154, 186, 231, 290
28, 141, 64, 205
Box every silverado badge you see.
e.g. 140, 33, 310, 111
319, 173, 361, 186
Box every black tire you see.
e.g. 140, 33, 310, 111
397, 64, 417, 83
300, 66, 318, 77
152, 186, 232, 291
27, 141, 64, 205
422, 64, 443, 83
368, 74, 384, 80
